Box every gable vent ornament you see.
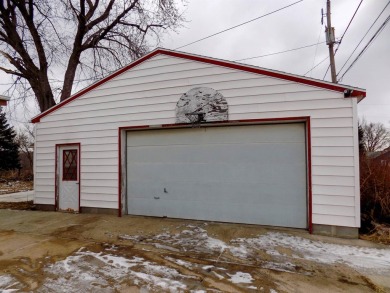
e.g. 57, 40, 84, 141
176, 87, 228, 125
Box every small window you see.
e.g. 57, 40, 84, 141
63, 149, 78, 181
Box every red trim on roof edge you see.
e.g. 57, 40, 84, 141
32, 48, 366, 123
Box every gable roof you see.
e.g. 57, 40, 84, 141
32, 48, 366, 123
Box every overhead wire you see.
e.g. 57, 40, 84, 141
174, 0, 304, 50
336, 1, 390, 79
303, 56, 328, 76
235, 42, 326, 62
309, 23, 324, 77
338, 13, 390, 81
338, 0, 364, 46
322, 0, 364, 79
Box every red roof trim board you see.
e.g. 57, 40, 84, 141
0, 95, 10, 107
31, 48, 366, 123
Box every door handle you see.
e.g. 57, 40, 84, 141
76, 182, 80, 185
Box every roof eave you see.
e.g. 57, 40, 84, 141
0, 95, 11, 101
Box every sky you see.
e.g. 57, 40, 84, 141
1, 0, 389, 130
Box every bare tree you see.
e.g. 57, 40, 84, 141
15, 123, 34, 172
360, 149, 390, 232
360, 119, 390, 153
0, 0, 183, 112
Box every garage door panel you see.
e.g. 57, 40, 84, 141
127, 180, 304, 205
127, 124, 305, 147
127, 162, 304, 186
127, 198, 165, 217
127, 143, 305, 166
128, 198, 307, 228
126, 124, 307, 228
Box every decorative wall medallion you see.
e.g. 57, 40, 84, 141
175, 87, 228, 123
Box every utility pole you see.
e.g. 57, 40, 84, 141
325, 0, 337, 83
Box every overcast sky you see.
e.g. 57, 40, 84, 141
1, 0, 389, 129
161, 0, 390, 126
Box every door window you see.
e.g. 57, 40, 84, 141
63, 149, 78, 181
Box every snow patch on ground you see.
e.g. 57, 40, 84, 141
121, 225, 390, 275
232, 232, 390, 274
121, 225, 228, 255
227, 272, 254, 284
205, 237, 228, 252
0, 275, 19, 292
202, 265, 214, 270
39, 249, 189, 292
262, 261, 297, 273
0, 275, 15, 287
212, 271, 225, 280
165, 256, 193, 269
4, 223, 390, 292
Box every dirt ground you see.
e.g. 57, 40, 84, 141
0, 210, 389, 292
0, 180, 33, 195
0, 200, 34, 210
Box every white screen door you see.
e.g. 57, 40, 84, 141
58, 145, 79, 212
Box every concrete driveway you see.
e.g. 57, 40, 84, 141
0, 209, 389, 292
0, 190, 34, 202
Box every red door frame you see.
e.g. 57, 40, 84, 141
118, 117, 313, 233
55, 143, 81, 212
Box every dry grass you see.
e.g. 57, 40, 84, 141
360, 223, 390, 245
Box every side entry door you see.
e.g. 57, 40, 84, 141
57, 145, 79, 212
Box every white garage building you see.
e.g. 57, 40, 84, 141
32, 49, 366, 237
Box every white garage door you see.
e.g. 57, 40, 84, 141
126, 123, 307, 228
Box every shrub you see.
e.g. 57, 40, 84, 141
360, 155, 390, 233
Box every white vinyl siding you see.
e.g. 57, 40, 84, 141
34, 54, 360, 227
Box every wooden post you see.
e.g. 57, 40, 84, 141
326, 0, 337, 83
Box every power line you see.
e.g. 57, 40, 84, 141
235, 42, 326, 62
303, 55, 329, 76
175, 0, 304, 50
338, 0, 364, 48
337, 1, 390, 78
310, 24, 324, 77
338, 13, 390, 81
322, 0, 364, 79
0, 82, 18, 86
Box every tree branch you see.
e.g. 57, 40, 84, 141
85, 0, 99, 21
85, 0, 115, 30
117, 22, 164, 33
0, 65, 25, 77
14, 1, 48, 70
83, 0, 141, 49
